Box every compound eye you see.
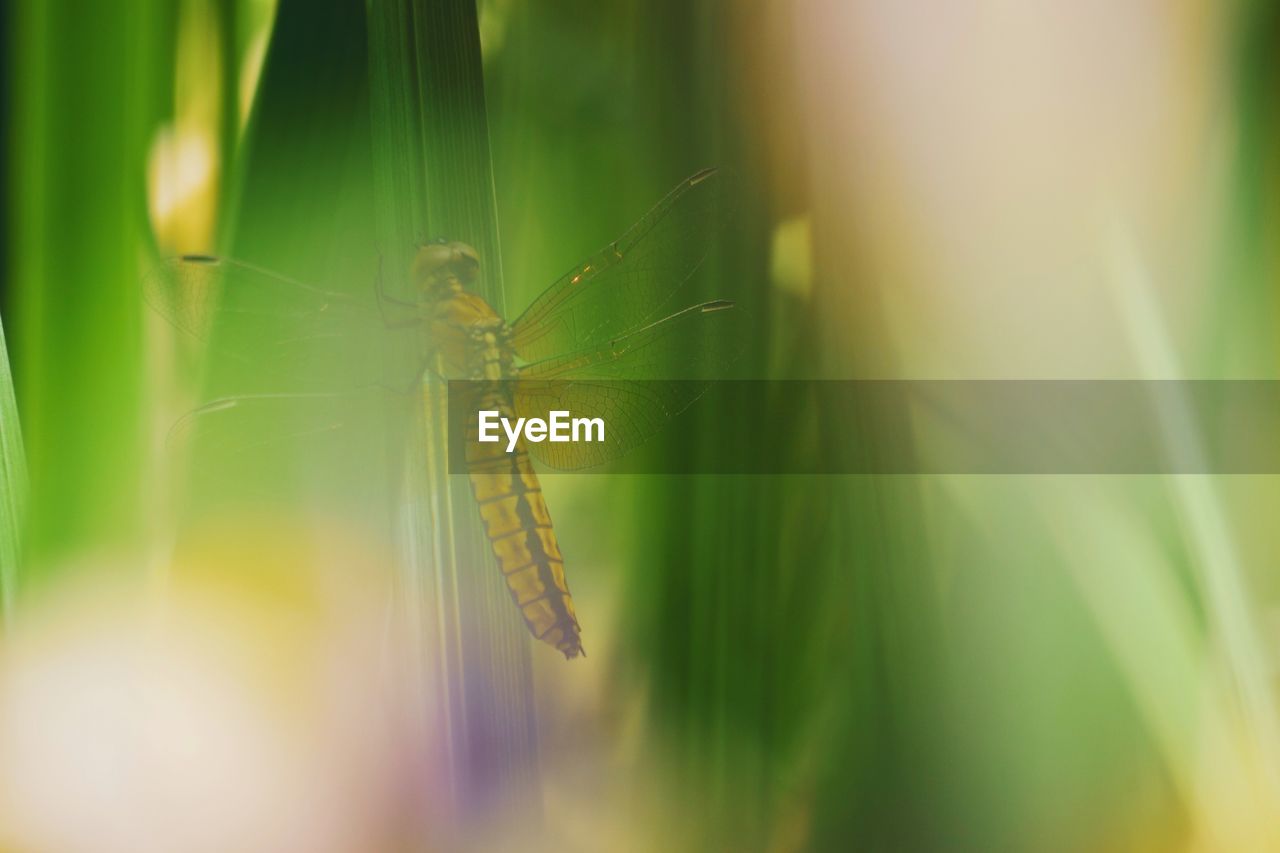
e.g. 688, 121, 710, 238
412, 242, 455, 280
412, 240, 482, 290
451, 242, 480, 283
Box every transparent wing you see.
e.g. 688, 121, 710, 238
518, 300, 741, 382
513, 301, 742, 469
144, 254, 425, 391
144, 254, 379, 340
507, 168, 729, 362
166, 386, 418, 501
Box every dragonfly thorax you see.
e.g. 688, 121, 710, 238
465, 321, 514, 381
426, 282, 511, 378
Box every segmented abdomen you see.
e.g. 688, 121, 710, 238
464, 386, 583, 659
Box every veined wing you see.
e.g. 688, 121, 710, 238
512, 301, 741, 470
507, 168, 728, 363
165, 386, 418, 500
144, 254, 424, 391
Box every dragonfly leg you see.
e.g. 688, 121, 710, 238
374, 255, 424, 328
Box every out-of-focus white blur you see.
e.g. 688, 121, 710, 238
0, 520, 438, 853
786, 0, 1225, 378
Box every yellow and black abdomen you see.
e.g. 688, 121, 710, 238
464, 386, 583, 659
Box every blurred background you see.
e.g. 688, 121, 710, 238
4, 0, 1280, 850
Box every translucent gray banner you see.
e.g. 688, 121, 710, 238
446, 380, 1280, 474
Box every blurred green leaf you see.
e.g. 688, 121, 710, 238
0, 312, 26, 617
10, 0, 168, 567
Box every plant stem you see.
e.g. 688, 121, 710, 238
367, 0, 541, 820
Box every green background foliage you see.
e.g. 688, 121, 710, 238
5, 0, 1280, 849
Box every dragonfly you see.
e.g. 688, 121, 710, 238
146, 168, 738, 659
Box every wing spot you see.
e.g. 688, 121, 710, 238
689, 167, 717, 186
701, 300, 735, 313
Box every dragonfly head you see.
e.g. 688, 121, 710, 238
412, 239, 480, 300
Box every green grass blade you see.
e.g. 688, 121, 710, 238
367, 0, 541, 815
0, 313, 26, 618
9, 0, 168, 570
